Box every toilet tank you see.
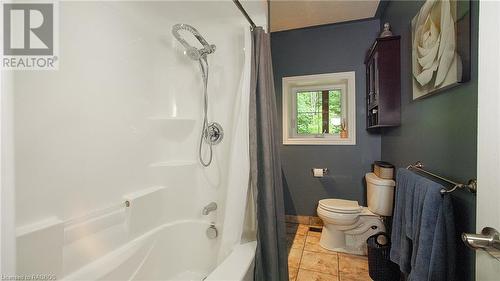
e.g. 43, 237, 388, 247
365, 173, 396, 216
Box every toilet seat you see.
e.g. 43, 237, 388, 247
318, 199, 379, 227
318, 199, 362, 214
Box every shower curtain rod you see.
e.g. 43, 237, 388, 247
232, 0, 257, 30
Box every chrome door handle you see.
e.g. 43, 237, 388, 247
463, 227, 500, 261
462, 227, 500, 250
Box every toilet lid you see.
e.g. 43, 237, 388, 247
319, 199, 362, 214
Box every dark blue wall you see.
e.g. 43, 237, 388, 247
380, 1, 478, 280
271, 19, 381, 216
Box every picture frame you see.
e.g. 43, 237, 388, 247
411, 0, 471, 100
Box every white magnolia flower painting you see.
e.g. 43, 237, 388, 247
411, 0, 471, 99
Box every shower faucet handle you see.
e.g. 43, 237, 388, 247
204, 122, 223, 145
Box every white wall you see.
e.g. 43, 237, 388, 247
14, 0, 245, 227
1, 71, 16, 275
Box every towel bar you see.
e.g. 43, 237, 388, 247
406, 161, 477, 194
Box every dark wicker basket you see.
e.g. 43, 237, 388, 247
366, 232, 400, 281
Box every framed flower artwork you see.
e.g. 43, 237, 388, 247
411, 0, 471, 99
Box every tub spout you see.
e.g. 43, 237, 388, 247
202, 202, 217, 215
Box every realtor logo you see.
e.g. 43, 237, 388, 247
2, 2, 58, 70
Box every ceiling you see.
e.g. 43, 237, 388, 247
270, 0, 381, 32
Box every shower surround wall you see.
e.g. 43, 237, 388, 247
8, 1, 263, 278
271, 19, 381, 216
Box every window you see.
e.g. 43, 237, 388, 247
294, 88, 345, 135
282, 72, 356, 145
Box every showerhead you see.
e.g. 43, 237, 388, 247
172, 24, 216, 60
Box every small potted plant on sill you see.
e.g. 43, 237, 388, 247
340, 119, 348, 139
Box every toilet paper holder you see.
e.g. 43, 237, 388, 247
312, 168, 328, 177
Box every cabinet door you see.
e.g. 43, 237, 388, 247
366, 59, 373, 127
374, 52, 379, 104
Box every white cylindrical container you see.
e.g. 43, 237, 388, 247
365, 173, 396, 216
373, 161, 394, 179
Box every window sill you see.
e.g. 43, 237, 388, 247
283, 136, 356, 146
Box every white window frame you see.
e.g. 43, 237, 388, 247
282, 72, 356, 145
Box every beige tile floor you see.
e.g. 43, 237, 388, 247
287, 223, 372, 281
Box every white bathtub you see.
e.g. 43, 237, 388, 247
64, 221, 256, 281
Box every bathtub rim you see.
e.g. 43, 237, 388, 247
204, 240, 257, 281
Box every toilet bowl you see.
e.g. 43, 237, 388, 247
317, 173, 395, 255
317, 199, 385, 255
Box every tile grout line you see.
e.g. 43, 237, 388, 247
290, 223, 371, 281
294, 224, 311, 280
300, 224, 340, 279
294, 225, 307, 281
337, 252, 340, 281
290, 224, 307, 281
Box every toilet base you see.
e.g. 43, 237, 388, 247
319, 218, 386, 256
319, 225, 345, 251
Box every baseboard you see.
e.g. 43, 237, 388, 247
285, 215, 323, 226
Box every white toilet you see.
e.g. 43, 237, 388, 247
317, 173, 395, 255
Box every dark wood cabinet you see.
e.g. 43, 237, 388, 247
365, 36, 401, 129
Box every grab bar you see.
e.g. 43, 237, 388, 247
406, 161, 477, 194
64, 200, 130, 227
